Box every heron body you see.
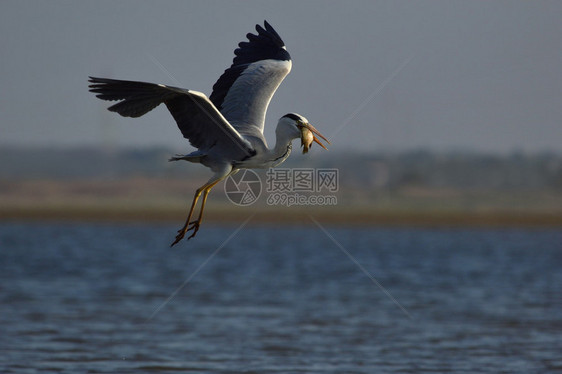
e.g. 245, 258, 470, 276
89, 21, 329, 245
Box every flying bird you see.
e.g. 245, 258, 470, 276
89, 21, 329, 246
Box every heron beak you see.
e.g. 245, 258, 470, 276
298, 122, 330, 154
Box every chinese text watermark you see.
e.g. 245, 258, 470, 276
224, 168, 338, 206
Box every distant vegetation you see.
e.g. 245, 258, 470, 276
2, 146, 561, 190
1, 146, 561, 224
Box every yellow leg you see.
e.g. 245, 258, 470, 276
186, 178, 220, 239
170, 173, 229, 246
171, 185, 207, 246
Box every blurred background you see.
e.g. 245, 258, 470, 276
1, 0, 561, 224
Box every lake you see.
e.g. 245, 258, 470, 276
1, 221, 561, 373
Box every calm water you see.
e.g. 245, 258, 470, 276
1, 222, 561, 373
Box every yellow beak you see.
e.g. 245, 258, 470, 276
298, 122, 330, 154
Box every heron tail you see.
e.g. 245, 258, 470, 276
168, 152, 204, 163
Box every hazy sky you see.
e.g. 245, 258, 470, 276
1, 1, 561, 153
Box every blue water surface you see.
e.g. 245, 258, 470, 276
1, 222, 561, 373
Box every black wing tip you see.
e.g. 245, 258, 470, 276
254, 20, 285, 48
230, 20, 290, 65
209, 21, 291, 108
88, 77, 110, 93
261, 20, 282, 42
88, 77, 102, 92
88, 76, 116, 91
237, 21, 286, 52
88, 76, 109, 84
88, 76, 99, 86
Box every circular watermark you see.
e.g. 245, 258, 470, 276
224, 169, 262, 206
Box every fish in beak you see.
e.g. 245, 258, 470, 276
298, 122, 330, 154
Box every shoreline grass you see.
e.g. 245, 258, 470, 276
2, 203, 561, 228
2, 178, 561, 227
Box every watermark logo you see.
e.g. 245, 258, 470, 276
224, 168, 338, 207
224, 169, 262, 206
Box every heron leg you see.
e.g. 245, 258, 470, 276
170, 169, 232, 246
171, 184, 207, 246
185, 180, 218, 239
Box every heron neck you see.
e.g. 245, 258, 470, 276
267, 142, 292, 167
267, 133, 294, 167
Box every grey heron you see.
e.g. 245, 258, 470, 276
89, 21, 329, 246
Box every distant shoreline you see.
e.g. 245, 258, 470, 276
2, 174, 562, 228
2, 205, 561, 228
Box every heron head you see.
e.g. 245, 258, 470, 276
280, 113, 330, 154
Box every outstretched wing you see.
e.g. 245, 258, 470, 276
210, 21, 292, 140
88, 77, 255, 159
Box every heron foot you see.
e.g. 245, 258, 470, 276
170, 220, 201, 246
171, 227, 187, 247
186, 220, 200, 240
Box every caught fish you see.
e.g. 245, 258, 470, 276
298, 122, 330, 154
300, 127, 315, 154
